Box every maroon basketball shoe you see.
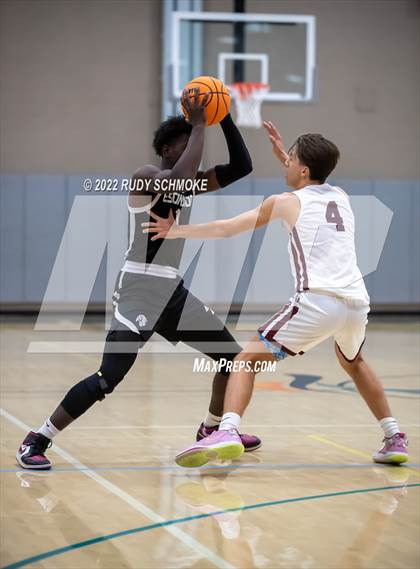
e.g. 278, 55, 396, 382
196, 423, 261, 452
16, 431, 52, 470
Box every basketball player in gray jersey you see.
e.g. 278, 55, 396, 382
17, 90, 261, 469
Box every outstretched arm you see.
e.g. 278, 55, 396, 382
142, 193, 299, 241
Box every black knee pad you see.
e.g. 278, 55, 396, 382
60, 373, 105, 419
60, 329, 142, 420
99, 351, 137, 383
99, 329, 141, 379
86, 371, 116, 399
90, 349, 138, 398
61, 370, 125, 419
61, 355, 139, 421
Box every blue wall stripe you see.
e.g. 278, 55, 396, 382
0, 175, 419, 305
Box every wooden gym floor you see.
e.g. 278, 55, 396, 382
1, 315, 419, 569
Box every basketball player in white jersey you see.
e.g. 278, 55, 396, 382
143, 121, 409, 467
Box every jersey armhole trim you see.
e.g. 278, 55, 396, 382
288, 191, 303, 232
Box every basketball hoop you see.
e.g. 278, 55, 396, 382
231, 82, 269, 128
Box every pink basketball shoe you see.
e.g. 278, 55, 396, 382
196, 423, 262, 452
176, 429, 244, 468
373, 432, 408, 464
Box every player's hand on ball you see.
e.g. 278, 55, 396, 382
263, 121, 289, 166
142, 210, 180, 240
181, 88, 210, 126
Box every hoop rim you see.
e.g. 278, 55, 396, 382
230, 82, 270, 99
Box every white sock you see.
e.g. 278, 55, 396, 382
204, 412, 222, 428
219, 412, 241, 432
379, 417, 400, 438
37, 418, 60, 440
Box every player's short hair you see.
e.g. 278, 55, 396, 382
153, 116, 192, 156
291, 134, 340, 183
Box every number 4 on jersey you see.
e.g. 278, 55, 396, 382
326, 201, 345, 231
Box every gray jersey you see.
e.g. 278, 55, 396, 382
124, 189, 194, 278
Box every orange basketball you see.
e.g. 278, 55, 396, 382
182, 76, 231, 126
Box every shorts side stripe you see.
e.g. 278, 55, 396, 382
265, 306, 299, 341
258, 301, 292, 336
259, 303, 294, 337
114, 305, 140, 334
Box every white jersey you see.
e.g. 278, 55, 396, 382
288, 183, 369, 304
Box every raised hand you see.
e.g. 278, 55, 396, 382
181, 88, 210, 127
141, 210, 181, 241
263, 121, 289, 166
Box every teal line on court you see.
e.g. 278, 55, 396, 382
3, 483, 419, 569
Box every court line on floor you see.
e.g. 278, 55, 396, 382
1, 462, 419, 474
309, 434, 420, 478
0, 407, 235, 569
4, 483, 419, 569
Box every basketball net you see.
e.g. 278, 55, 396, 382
231, 82, 269, 128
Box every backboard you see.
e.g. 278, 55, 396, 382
171, 11, 316, 103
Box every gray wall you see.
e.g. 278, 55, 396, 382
2, 0, 418, 177
0, 0, 162, 174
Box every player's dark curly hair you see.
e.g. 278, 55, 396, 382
290, 134, 340, 183
153, 116, 192, 156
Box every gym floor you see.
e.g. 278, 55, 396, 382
1, 315, 419, 569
